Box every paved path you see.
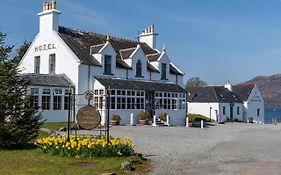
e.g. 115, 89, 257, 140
78, 123, 281, 175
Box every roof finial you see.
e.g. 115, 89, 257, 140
162, 44, 166, 53
106, 34, 111, 41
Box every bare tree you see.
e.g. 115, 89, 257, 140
185, 77, 208, 89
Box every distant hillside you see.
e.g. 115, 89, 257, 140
242, 74, 281, 108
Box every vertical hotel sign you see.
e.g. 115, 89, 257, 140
34, 43, 56, 52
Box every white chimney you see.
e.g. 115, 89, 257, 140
38, 0, 61, 33
137, 25, 158, 50
224, 81, 233, 91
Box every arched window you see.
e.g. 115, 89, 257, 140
136, 60, 142, 77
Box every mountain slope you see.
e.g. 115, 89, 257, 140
243, 74, 281, 107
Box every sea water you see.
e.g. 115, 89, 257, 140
265, 108, 281, 123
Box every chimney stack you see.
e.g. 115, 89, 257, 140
224, 81, 233, 91
38, 0, 61, 33
137, 24, 158, 50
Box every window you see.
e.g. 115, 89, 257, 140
42, 88, 51, 110
104, 55, 112, 75
237, 106, 240, 115
34, 56, 40, 74
161, 63, 167, 80
135, 60, 142, 77
257, 108, 260, 116
30, 88, 39, 108
223, 106, 226, 114
53, 96, 62, 110
64, 89, 71, 110
49, 54, 56, 74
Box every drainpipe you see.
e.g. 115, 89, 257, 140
88, 65, 91, 90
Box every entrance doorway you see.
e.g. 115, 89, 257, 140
230, 106, 233, 121
145, 91, 155, 120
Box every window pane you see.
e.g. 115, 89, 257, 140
53, 96, 62, 110
42, 96, 50, 110
104, 55, 112, 74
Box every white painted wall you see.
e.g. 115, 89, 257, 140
244, 86, 265, 123
188, 102, 243, 122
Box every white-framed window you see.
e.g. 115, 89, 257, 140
223, 106, 226, 114
42, 88, 51, 110
49, 54, 56, 74
34, 56, 40, 74
155, 92, 185, 110
53, 88, 62, 110
30, 87, 39, 108
64, 89, 71, 110
108, 89, 145, 110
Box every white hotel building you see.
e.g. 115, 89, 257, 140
18, 1, 187, 125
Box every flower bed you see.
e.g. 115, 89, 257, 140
34, 135, 134, 158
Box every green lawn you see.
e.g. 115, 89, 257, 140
0, 148, 150, 175
42, 122, 75, 131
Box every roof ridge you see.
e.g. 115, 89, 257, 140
119, 47, 137, 52
146, 53, 161, 56
59, 25, 140, 43
91, 43, 106, 48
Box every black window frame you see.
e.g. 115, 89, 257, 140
104, 55, 112, 75
135, 60, 142, 77
161, 63, 167, 80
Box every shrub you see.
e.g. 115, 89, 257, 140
35, 135, 134, 158
160, 112, 168, 121
138, 111, 149, 120
111, 115, 121, 121
187, 113, 214, 122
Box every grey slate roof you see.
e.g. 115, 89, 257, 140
233, 84, 254, 101
58, 26, 157, 69
186, 86, 243, 103
170, 64, 183, 75
147, 63, 160, 73
146, 53, 161, 62
20, 74, 74, 87
119, 47, 136, 59
95, 77, 186, 92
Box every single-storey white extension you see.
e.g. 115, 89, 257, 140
187, 85, 244, 122
186, 82, 264, 123
18, 0, 187, 125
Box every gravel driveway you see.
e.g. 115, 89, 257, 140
79, 123, 281, 175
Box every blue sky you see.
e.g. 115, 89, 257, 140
1, 0, 281, 85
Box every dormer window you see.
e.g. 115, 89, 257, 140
161, 63, 167, 80
104, 55, 112, 75
135, 60, 142, 77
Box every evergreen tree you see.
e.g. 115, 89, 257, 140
0, 32, 43, 148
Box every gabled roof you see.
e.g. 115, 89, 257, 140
90, 43, 106, 54
20, 74, 74, 87
119, 47, 136, 60
170, 63, 183, 75
233, 84, 255, 101
58, 26, 157, 68
146, 53, 161, 62
147, 63, 159, 73
95, 77, 186, 92
186, 86, 243, 103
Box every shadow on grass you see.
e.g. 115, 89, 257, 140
0, 143, 37, 151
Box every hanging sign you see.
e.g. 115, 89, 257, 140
76, 105, 101, 129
